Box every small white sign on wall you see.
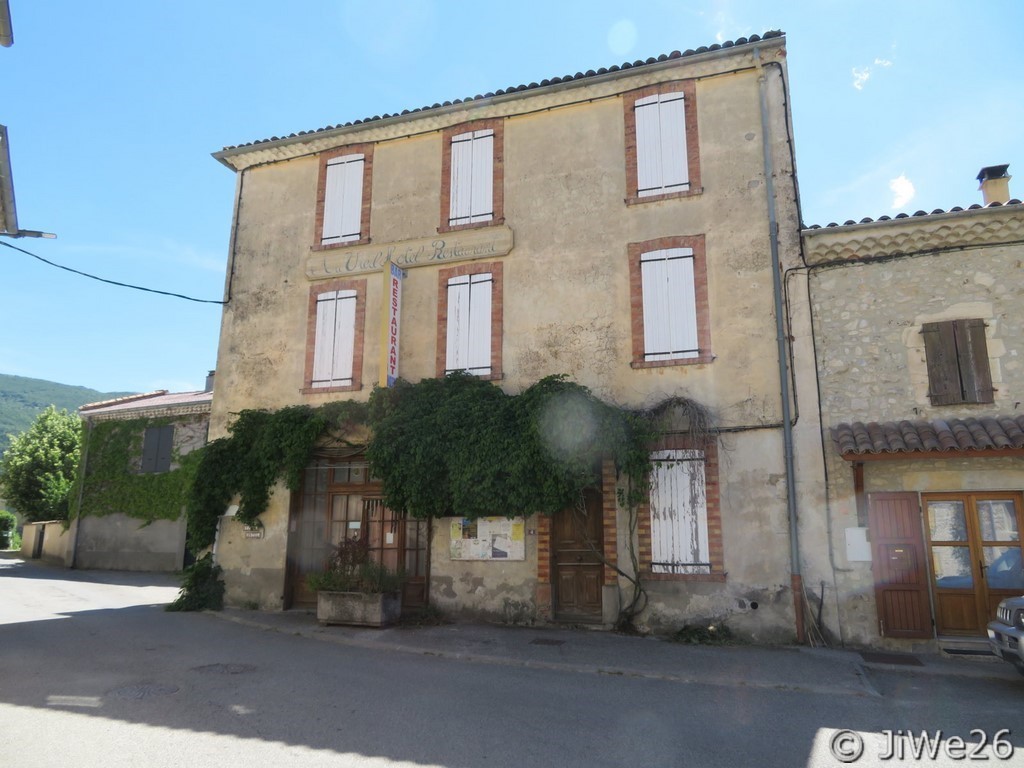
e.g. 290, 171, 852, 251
845, 527, 872, 562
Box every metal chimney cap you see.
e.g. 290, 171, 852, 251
977, 164, 1010, 182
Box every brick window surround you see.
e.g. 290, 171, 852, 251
623, 79, 701, 205
637, 435, 723, 582
438, 119, 505, 234
628, 234, 712, 368
435, 261, 503, 380
312, 143, 374, 250
302, 278, 367, 394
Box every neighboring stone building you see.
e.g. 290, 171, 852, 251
208, 30, 825, 641
68, 380, 213, 571
801, 167, 1024, 650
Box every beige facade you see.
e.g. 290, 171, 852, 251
210, 33, 820, 641
801, 201, 1024, 649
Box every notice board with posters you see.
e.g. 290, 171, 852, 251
449, 516, 526, 561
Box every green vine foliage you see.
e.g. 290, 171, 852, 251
75, 417, 201, 525
186, 401, 368, 553
366, 373, 659, 520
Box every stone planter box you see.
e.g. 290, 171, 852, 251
316, 590, 402, 628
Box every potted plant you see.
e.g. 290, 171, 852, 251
307, 537, 403, 627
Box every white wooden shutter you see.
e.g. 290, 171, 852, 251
641, 247, 698, 360
312, 289, 357, 387
635, 92, 688, 197
321, 154, 364, 244
649, 450, 709, 574
445, 273, 492, 375
449, 130, 494, 226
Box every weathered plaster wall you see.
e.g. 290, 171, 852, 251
428, 515, 540, 624
72, 413, 209, 573
74, 515, 186, 572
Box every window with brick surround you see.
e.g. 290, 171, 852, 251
629, 235, 711, 368
303, 279, 366, 393
440, 120, 503, 232
141, 425, 174, 474
436, 262, 502, 379
638, 440, 723, 581
624, 80, 700, 203
315, 144, 373, 248
921, 319, 994, 406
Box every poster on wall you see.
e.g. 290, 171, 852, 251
449, 516, 525, 561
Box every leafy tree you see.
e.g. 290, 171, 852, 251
0, 406, 81, 522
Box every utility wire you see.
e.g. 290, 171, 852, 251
0, 239, 227, 305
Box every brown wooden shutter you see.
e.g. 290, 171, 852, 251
954, 319, 994, 404
921, 321, 962, 405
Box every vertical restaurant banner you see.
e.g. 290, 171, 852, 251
384, 263, 404, 387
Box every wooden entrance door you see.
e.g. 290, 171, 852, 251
363, 499, 430, 610
867, 493, 933, 639
285, 458, 430, 611
552, 489, 604, 622
924, 492, 1024, 636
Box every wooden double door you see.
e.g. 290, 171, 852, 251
285, 458, 429, 610
869, 491, 1024, 638
552, 489, 605, 622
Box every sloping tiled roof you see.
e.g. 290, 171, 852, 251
80, 389, 212, 416
832, 416, 1024, 459
805, 199, 1024, 230
221, 31, 784, 152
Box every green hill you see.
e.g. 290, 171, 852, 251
0, 374, 134, 456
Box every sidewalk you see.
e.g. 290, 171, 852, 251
212, 606, 1024, 696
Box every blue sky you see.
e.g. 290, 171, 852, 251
2, 0, 1021, 394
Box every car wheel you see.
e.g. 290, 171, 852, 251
1014, 661, 1024, 678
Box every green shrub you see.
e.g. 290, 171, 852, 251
166, 554, 225, 612
667, 622, 741, 645
0, 510, 16, 550
306, 537, 403, 594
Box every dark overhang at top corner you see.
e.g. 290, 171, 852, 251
832, 416, 1024, 461
212, 30, 785, 169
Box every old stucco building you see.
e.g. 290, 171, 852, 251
801, 168, 1024, 650
208, 30, 825, 641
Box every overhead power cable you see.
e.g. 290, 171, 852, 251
0, 239, 227, 305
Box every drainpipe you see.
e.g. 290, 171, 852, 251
754, 48, 805, 643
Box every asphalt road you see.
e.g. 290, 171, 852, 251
1, 554, 1022, 768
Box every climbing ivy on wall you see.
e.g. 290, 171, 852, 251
183, 373, 715, 629
185, 401, 369, 553
366, 373, 658, 520
74, 417, 201, 525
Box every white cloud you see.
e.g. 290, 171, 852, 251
889, 174, 916, 209
852, 57, 894, 90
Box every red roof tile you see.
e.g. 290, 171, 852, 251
832, 416, 1024, 458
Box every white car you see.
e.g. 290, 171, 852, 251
988, 596, 1024, 676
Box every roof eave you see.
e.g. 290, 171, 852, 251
211, 34, 786, 172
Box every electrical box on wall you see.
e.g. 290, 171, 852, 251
845, 527, 872, 562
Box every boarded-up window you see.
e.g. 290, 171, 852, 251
921, 319, 993, 405
141, 425, 174, 474
448, 130, 494, 227
649, 449, 709, 574
321, 154, 365, 245
641, 247, 698, 361
312, 289, 358, 388
445, 272, 492, 375
635, 91, 689, 198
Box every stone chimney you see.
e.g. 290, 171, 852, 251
204, 370, 215, 393
977, 164, 1011, 205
